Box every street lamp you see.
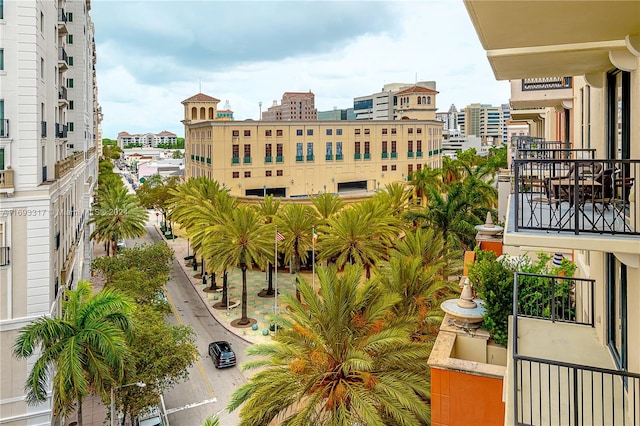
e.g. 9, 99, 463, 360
111, 382, 146, 426
263, 185, 267, 198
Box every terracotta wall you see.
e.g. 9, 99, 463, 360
431, 368, 505, 426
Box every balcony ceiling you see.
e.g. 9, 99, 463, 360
464, 1, 640, 80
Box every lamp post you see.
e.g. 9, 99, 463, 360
263, 185, 267, 198
111, 382, 146, 426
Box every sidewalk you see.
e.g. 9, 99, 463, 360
158, 223, 307, 344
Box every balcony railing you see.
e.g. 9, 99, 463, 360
58, 9, 67, 23
0, 169, 14, 190
0, 247, 9, 267
512, 135, 565, 152
513, 157, 639, 236
512, 272, 640, 426
56, 123, 68, 138
55, 156, 74, 179
1, 119, 9, 137
58, 48, 68, 67
59, 86, 68, 101
521, 76, 572, 91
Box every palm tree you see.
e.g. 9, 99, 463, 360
202, 416, 220, 426
13, 281, 133, 426
408, 166, 442, 207
275, 203, 317, 275
317, 201, 398, 279
310, 192, 344, 224
91, 185, 147, 256
204, 206, 273, 325
228, 265, 431, 426
256, 195, 281, 296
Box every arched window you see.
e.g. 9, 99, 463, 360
208, 107, 214, 119
422, 96, 426, 104
200, 107, 206, 119
191, 107, 197, 120
417, 97, 422, 105
427, 96, 431, 105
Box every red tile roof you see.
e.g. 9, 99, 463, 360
395, 86, 439, 95
182, 93, 221, 103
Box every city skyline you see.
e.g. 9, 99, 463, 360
91, 1, 511, 138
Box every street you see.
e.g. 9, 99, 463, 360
137, 222, 250, 426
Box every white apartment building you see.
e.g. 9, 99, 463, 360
457, 102, 509, 145
353, 81, 437, 120
117, 130, 178, 149
0, 1, 101, 424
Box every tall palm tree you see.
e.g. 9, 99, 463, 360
317, 201, 398, 279
256, 195, 281, 296
275, 203, 318, 275
408, 166, 442, 207
228, 265, 431, 426
91, 185, 146, 256
204, 206, 273, 325
310, 192, 344, 224
13, 281, 133, 426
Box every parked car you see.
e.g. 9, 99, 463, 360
137, 405, 163, 426
208, 341, 236, 368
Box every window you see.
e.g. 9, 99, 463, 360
391, 128, 397, 135
276, 129, 283, 137
391, 140, 397, 153
382, 165, 388, 171
276, 170, 283, 176
607, 70, 630, 160
68, 122, 74, 131
417, 164, 422, 171
408, 140, 413, 152
40, 12, 44, 33
40, 58, 44, 78
354, 129, 361, 135
0, 49, 3, 70
67, 12, 73, 22
325, 142, 332, 156
354, 141, 361, 155
307, 129, 313, 136
243, 144, 251, 158
265, 170, 272, 177
364, 141, 370, 155
67, 56, 73, 66
408, 164, 413, 174
67, 34, 73, 44
0, 0, 3, 19
232, 171, 239, 178
417, 128, 422, 134
265, 129, 272, 137
364, 129, 370, 135
408, 128, 413, 134
326, 129, 332, 136
244, 130, 251, 137
382, 141, 388, 154
67, 78, 74, 88
417, 140, 422, 153
336, 142, 343, 158
69, 100, 74, 110
296, 143, 303, 161
306, 143, 314, 160
607, 253, 627, 370
276, 143, 283, 157
336, 129, 342, 136
232, 144, 239, 158
296, 129, 303, 136
232, 130, 239, 137
265, 143, 272, 157
382, 128, 388, 135
244, 171, 251, 178
391, 165, 397, 171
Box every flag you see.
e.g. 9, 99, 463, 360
312, 231, 318, 244
276, 231, 285, 242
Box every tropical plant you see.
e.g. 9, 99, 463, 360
275, 203, 318, 275
408, 166, 442, 207
310, 192, 344, 223
228, 265, 432, 426
202, 416, 220, 426
91, 185, 147, 255
92, 242, 174, 283
13, 281, 133, 426
136, 174, 181, 224
205, 205, 273, 325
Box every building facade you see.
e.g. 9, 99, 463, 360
182, 93, 443, 197
262, 91, 317, 121
0, 1, 101, 424
117, 130, 177, 149
429, 2, 640, 425
353, 81, 437, 121
457, 102, 508, 145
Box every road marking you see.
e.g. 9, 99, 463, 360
164, 397, 218, 416
165, 288, 217, 399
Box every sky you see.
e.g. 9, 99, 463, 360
91, 0, 510, 139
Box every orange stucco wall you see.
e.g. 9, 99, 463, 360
431, 367, 505, 426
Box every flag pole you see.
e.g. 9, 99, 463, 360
312, 226, 315, 290
274, 226, 278, 316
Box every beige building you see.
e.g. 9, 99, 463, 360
182, 93, 443, 197
0, 0, 102, 424
453, 1, 640, 425
262, 91, 317, 121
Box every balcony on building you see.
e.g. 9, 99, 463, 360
0, 168, 14, 194
58, 48, 68, 70
505, 271, 639, 426
510, 77, 573, 109
0, 119, 8, 138
58, 86, 68, 105
506, 142, 639, 254
56, 123, 68, 139
57, 9, 68, 34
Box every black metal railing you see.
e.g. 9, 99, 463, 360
513, 355, 640, 426
59, 86, 67, 101
0, 247, 9, 266
521, 76, 572, 91
0, 119, 8, 138
516, 148, 595, 161
513, 158, 639, 235
514, 272, 595, 326
58, 9, 67, 22
56, 123, 68, 138
511, 136, 565, 152
58, 47, 68, 63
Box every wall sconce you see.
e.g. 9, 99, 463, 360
331, 177, 335, 183
290, 179, 294, 185
238, 183, 242, 188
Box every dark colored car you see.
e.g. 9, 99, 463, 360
208, 341, 236, 368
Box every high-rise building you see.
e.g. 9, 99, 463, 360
457, 103, 509, 145
0, 1, 101, 424
262, 91, 317, 121
117, 130, 178, 148
353, 81, 438, 121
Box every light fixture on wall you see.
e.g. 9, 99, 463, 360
290, 179, 294, 185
